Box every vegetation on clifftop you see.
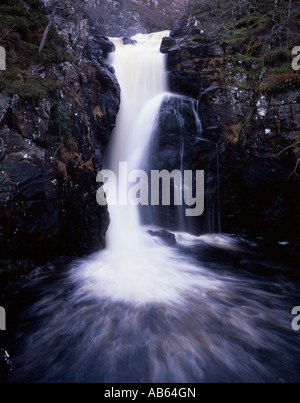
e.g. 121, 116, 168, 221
83, 0, 184, 35
182, 0, 300, 94
0, 0, 69, 99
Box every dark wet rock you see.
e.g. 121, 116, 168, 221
162, 16, 300, 240
189, 28, 203, 36
147, 230, 177, 246
123, 37, 137, 46
87, 38, 104, 60
140, 96, 222, 234
0, 349, 12, 383
160, 37, 176, 53
170, 19, 185, 38
0, 55, 120, 267
87, 35, 116, 60
0, 1, 120, 287
207, 44, 225, 58
0, 94, 10, 124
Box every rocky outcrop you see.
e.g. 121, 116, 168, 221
0, 1, 120, 286
147, 229, 177, 245
161, 16, 300, 241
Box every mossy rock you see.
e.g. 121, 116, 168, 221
0, 68, 53, 100
0, 0, 70, 70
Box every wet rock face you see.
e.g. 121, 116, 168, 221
0, 59, 120, 265
141, 96, 222, 234
160, 18, 300, 240
0, 151, 58, 260
0, 94, 59, 260
240, 92, 300, 240
147, 229, 177, 246
0, 6, 120, 284
87, 31, 116, 60
0, 349, 12, 383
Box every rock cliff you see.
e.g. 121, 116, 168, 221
0, 0, 120, 285
161, 8, 300, 240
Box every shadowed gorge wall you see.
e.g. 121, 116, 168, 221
161, 3, 300, 240
0, 0, 120, 285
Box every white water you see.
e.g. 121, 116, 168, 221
71, 27, 231, 305
105, 31, 170, 253
70, 33, 279, 308
78, 31, 212, 304
70, 32, 223, 305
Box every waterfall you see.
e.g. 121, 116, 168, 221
73, 32, 223, 305
86, 31, 224, 304
104, 31, 170, 252
105, 32, 219, 244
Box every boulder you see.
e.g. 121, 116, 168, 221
147, 230, 177, 245
122, 37, 137, 46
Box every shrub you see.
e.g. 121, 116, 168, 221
49, 101, 74, 147
0, 68, 47, 100
0, 0, 69, 69
261, 64, 300, 95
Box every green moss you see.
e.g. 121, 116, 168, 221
232, 28, 248, 39
245, 109, 254, 128
234, 14, 268, 30
0, 68, 48, 99
230, 53, 263, 71
0, 0, 70, 70
291, 9, 300, 25
294, 132, 300, 146
195, 11, 211, 22
263, 47, 292, 67
49, 101, 75, 147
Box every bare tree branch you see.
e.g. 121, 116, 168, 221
39, 3, 57, 53
288, 158, 300, 179
277, 141, 300, 157
0, 26, 16, 42
39, 0, 72, 53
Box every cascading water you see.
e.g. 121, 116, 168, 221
104, 31, 170, 252
5, 32, 300, 383
106, 31, 218, 237
77, 31, 213, 304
